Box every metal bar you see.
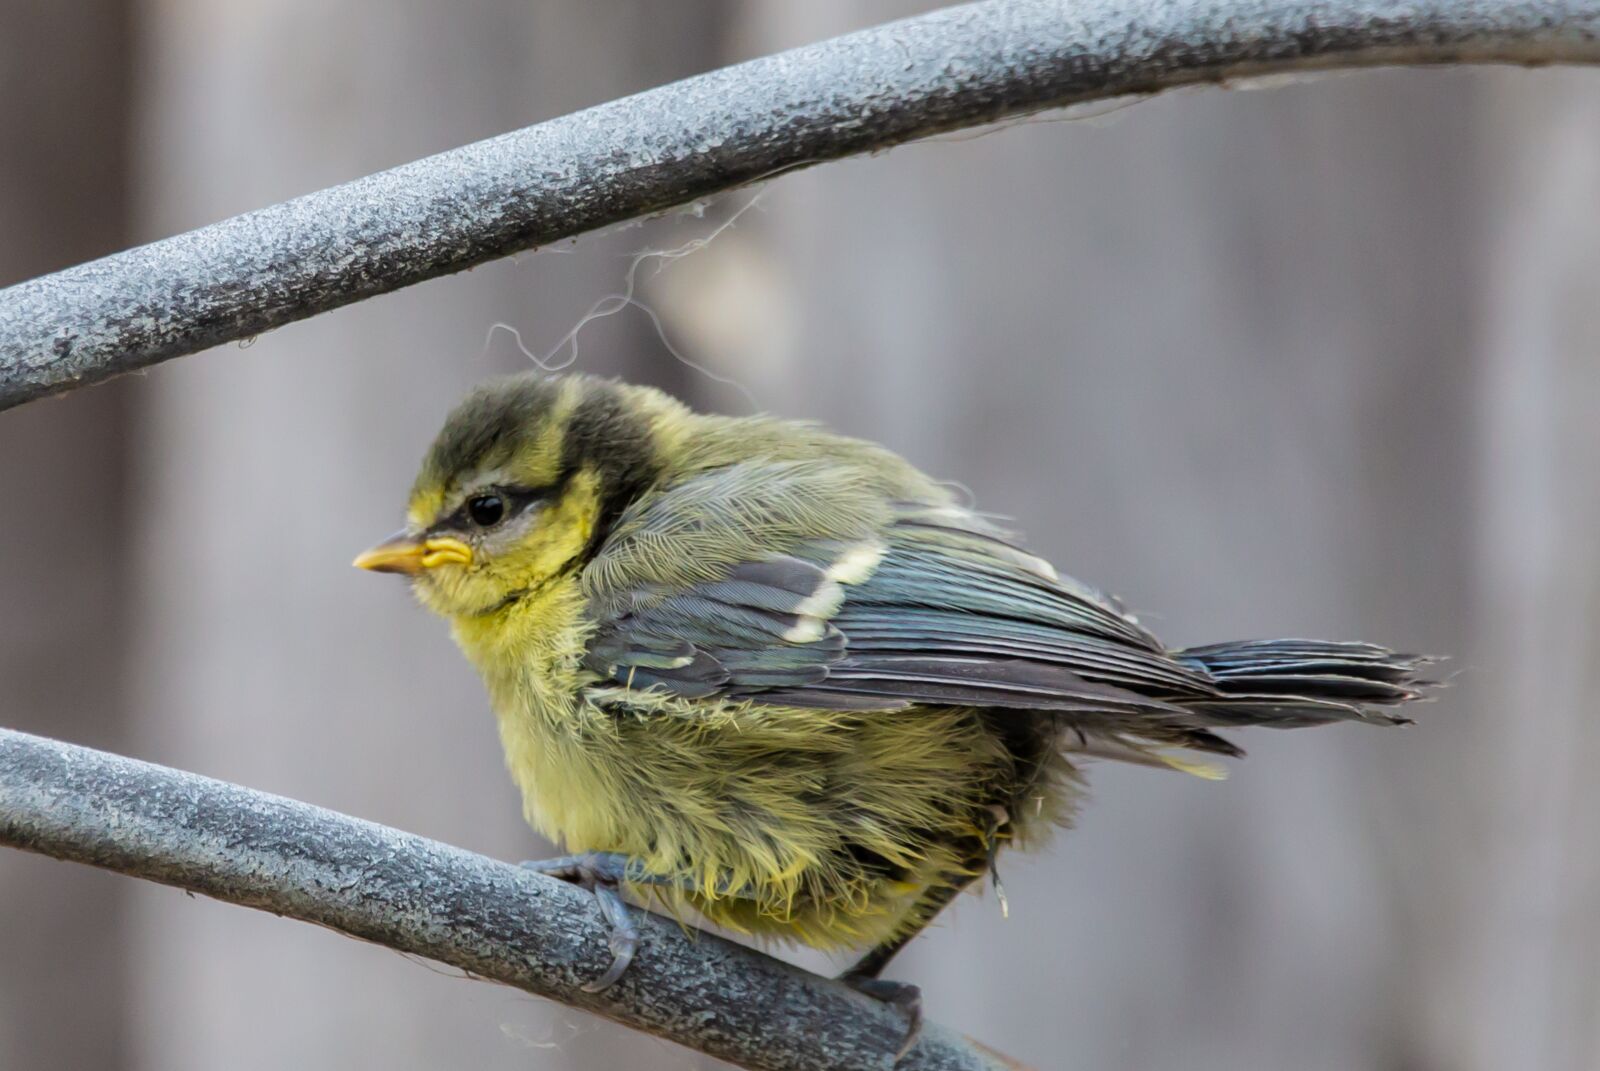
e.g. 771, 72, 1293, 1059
1, 0, 1597, 410
0, 726, 1022, 1071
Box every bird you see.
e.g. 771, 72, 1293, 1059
355, 371, 1432, 1058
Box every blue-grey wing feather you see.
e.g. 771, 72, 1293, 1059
581, 490, 1214, 717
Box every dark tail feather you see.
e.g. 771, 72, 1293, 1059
1175, 639, 1436, 728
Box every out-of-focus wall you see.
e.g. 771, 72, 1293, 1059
1460, 71, 1600, 1071
0, 3, 134, 1069
4, 2, 1600, 1069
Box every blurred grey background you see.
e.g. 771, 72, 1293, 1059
2, 2, 1596, 1069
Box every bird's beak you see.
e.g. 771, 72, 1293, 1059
353, 531, 473, 574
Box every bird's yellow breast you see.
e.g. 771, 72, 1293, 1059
449, 578, 612, 849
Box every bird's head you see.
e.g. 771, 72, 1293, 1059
355, 372, 674, 619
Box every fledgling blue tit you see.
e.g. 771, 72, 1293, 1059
356, 372, 1431, 1057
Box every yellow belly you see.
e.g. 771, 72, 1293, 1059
454, 582, 1075, 951
512, 695, 1046, 947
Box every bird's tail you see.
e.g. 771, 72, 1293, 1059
1174, 638, 1435, 729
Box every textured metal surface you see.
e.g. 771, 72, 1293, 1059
1, 0, 1598, 410
0, 727, 1018, 1071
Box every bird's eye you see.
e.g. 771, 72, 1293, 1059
466, 493, 505, 527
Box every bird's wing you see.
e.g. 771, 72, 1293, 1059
579, 461, 1223, 727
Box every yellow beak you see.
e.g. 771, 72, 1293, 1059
353, 532, 473, 574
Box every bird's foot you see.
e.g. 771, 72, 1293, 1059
520, 853, 640, 993
842, 973, 923, 1063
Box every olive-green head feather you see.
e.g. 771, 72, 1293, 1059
354, 372, 682, 619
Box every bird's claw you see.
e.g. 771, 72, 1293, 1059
842, 974, 923, 1063
521, 854, 640, 992
584, 916, 639, 993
